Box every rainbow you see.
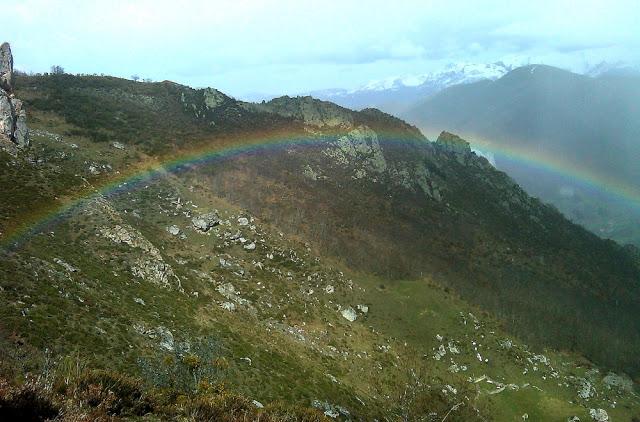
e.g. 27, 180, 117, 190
465, 137, 640, 209
2, 127, 640, 250
0, 128, 424, 249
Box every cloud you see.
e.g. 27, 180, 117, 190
3, 0, 639, 95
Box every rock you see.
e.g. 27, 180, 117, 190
0, 43, 28, 150
53, 258, 78, 273
112, 141, 125, 150
589, 408, 608, 422
167, 225, 180, 236
567, 417, 581, 422
134, 297, 145, 305
324, 285, 335, 294
602, 371, 634, 392
356, 304, 369, 314
251, 400, 264, 409
341, 306, 357, 322
244, 242, 256, 250
0, 91, 13, 140
221, 301, 236, 311
577, 379, 595, 400
13, 105, 28, 147
436, 131, 471, 163
192, 211, 220, 232
237, 217, 249, 226
0, 43, 12, 92
156, 326, 174, 351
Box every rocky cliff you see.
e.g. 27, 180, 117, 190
0, 42, 28, 152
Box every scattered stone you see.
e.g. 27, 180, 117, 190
244, 242, 256, 250
434, 344, 447, 360
567, 417, 580, 422
156, 326, 174, 351
53, 258, 78, 273
167, 225, 180, 236
134, 297, 145, 306
112, 141, 125, 150
237, 217, 250, 226
192, 211, 220, 232
221, 301, 236, 311
356, 304, 369, 314
602, 372, 634, 393
252, 400, 264, 408
578, 379, 595, 400
324, 285, 335, 294
589, 408, 608, 422
341, 307, 357, 322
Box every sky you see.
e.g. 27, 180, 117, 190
3, 0, 639, 98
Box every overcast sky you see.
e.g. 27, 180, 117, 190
3, 0, 639, 98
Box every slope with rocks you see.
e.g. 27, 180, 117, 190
0, 63, 638, 419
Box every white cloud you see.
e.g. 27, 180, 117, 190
3, 0, 639, 96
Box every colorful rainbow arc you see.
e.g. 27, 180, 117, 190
2, 129, 639, 249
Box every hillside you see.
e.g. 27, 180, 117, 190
402, 65, 640, 247
0, 68, 638, 420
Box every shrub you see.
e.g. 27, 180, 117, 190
75, 369, 153, 416
0, 378, 60, 421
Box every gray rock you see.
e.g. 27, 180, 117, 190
0, 42, 12, 92
602, 371, 634, 392
0, 90, 13, 140
156, 326, 175, 351
356, 304, 369, 314
0, 45, 28, 149
112, 141, 126, 150
192, 212, 220, 232
13, 104, 28, 147
53, 257, 78, 273
341, 306, 357, 322
589, 409, 608, 422
237, 217, 249, 226
167, 225, 180, 236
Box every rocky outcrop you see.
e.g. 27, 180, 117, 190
0, 42, 28, 151
247, 95, 354, 128
0, 42, 12, 92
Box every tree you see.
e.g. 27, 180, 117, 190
131, 74, 140, 82
50, 65, 65, 74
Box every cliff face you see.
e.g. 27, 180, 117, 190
0, 42, 28, 152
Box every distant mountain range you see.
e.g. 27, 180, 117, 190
306, 62, 515, 115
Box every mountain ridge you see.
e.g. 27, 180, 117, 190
1, 58, 639, 419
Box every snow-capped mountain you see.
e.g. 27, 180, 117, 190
307, 62, 515, 115
584, 60, 640, 78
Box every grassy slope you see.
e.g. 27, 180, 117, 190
0, 75, 638, 419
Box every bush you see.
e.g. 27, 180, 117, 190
185, 392, 256, 422
0, 378, 60, 421
75, 369, 153, 416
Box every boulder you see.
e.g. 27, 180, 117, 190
589, 409, 608, 422
341, 306, 357, 322
192, 211, 220, 232
0, 42, 12, 92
